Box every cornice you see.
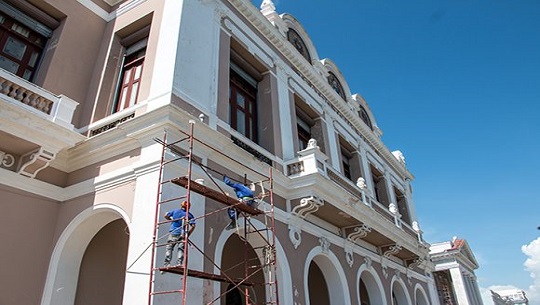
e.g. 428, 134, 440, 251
225, 0, 413, 180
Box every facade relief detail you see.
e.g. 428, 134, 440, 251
364, 256, 372, 269
407, 257, 424, 270
319, 236, 330, 253
18, 148, 55, 178
382, 244, 402, 258
389, 203, 403, 228
344, 242, 354, 267
291, 195, 323, 218
288, 224, 302, 249
0, 150, 15, 169
356, 177, 371, 206
347, 224, 372, 243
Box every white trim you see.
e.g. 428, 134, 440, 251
213, 218, 293, 305
40, 205, 129, 305
390, 275, 413, 305
357, 264, 387, 305
414, 283, 431, 305
77, 0, 111, 21
303, 246, 352, 305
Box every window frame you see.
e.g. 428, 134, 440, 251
0, 11, 47, 81
112, 37, 147, 114
229, 66, 258, 143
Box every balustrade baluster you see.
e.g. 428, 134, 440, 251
2, 80, 12, 95
8, 85, 19, 98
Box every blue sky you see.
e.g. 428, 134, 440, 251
253, 0, 540, 303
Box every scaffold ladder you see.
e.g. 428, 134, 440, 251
147, 121, 279, 305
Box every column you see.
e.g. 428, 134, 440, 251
358, 142, 373, 198
449, 267, 470, 305
325, 113, 340, 171
275, 61, 295, 161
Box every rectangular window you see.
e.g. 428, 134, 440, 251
297, 114, 312, 150
370, 165, 389, 206
394, 187, 411, 224
229, 67, 258, 142
0, 12, 47, 81
294, 98, 320, 153
114, 39, 146, 113
341, 148, 352, 180
339, 137, 359, 182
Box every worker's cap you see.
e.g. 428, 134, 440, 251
181, 200, 189, 209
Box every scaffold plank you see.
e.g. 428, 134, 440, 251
158, 267, 254, 286
171, 177, 263, 215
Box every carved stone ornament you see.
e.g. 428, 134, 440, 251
389, 203, 398, 215
306, 138, 318, 149
344, 243, 354, 267
347, 224, 372, 243
407, 257, 424, 270
319, 236, 330, 253
288, 225, 302, 249
383, 244, 402, 258
382, 260, 389, 278
0, 151, 15, 168
291, 196, 323, 219
364, 257, 372, 269
356, 177, 367, 190
18, 148, 55, 178
412, 221, 420, 232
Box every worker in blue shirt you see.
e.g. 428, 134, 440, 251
224, 175, 254, 230
163, 201, 196, 268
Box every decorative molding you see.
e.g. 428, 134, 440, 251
90, 113, 135, 136
407, 257, 424, 270
364, 257, 372, 269
319, 236, 330, 253
231, 136, 272, 165
288, 224, 302, 249
344, 242, 354, 267
18, 148, 55, 178
287, 160, 304, 176
0, 150, 15, 169
382, 244, 402, 258
394, 269, 402, 280
291, 195, 323, 218
382, 259, 389, 278
346, 224, 372, 243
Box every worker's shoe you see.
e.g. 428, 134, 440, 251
160, 262, 170, 275
226, 220, 237, 230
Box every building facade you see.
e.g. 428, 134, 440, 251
491, 289, 529, 305
430, 237, 484, 305
0, 0, 439, 304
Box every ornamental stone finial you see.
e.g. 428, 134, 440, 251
306, 138, 318, 149
391, 150, 406, 166
356, 177, 367, 190
261, 0, 275, 10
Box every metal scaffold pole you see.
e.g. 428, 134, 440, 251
146, 120, 279, 305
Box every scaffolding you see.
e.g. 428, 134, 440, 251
147, 120, 279, 305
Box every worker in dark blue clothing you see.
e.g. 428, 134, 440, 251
223, 175, 254, 230
163, 201, 196, 268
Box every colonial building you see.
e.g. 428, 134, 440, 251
491, 289, 529, 305
0, 0, 438, 304
430, 237, 484, 305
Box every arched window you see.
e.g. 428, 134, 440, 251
358, 106, 373, 130
287, 28, 311, 63
327, 72, 346, 100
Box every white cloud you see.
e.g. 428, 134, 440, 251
522, 237, 540, 304
480, 286, 494, 305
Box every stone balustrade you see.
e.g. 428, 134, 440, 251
0, 69, 78, 129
